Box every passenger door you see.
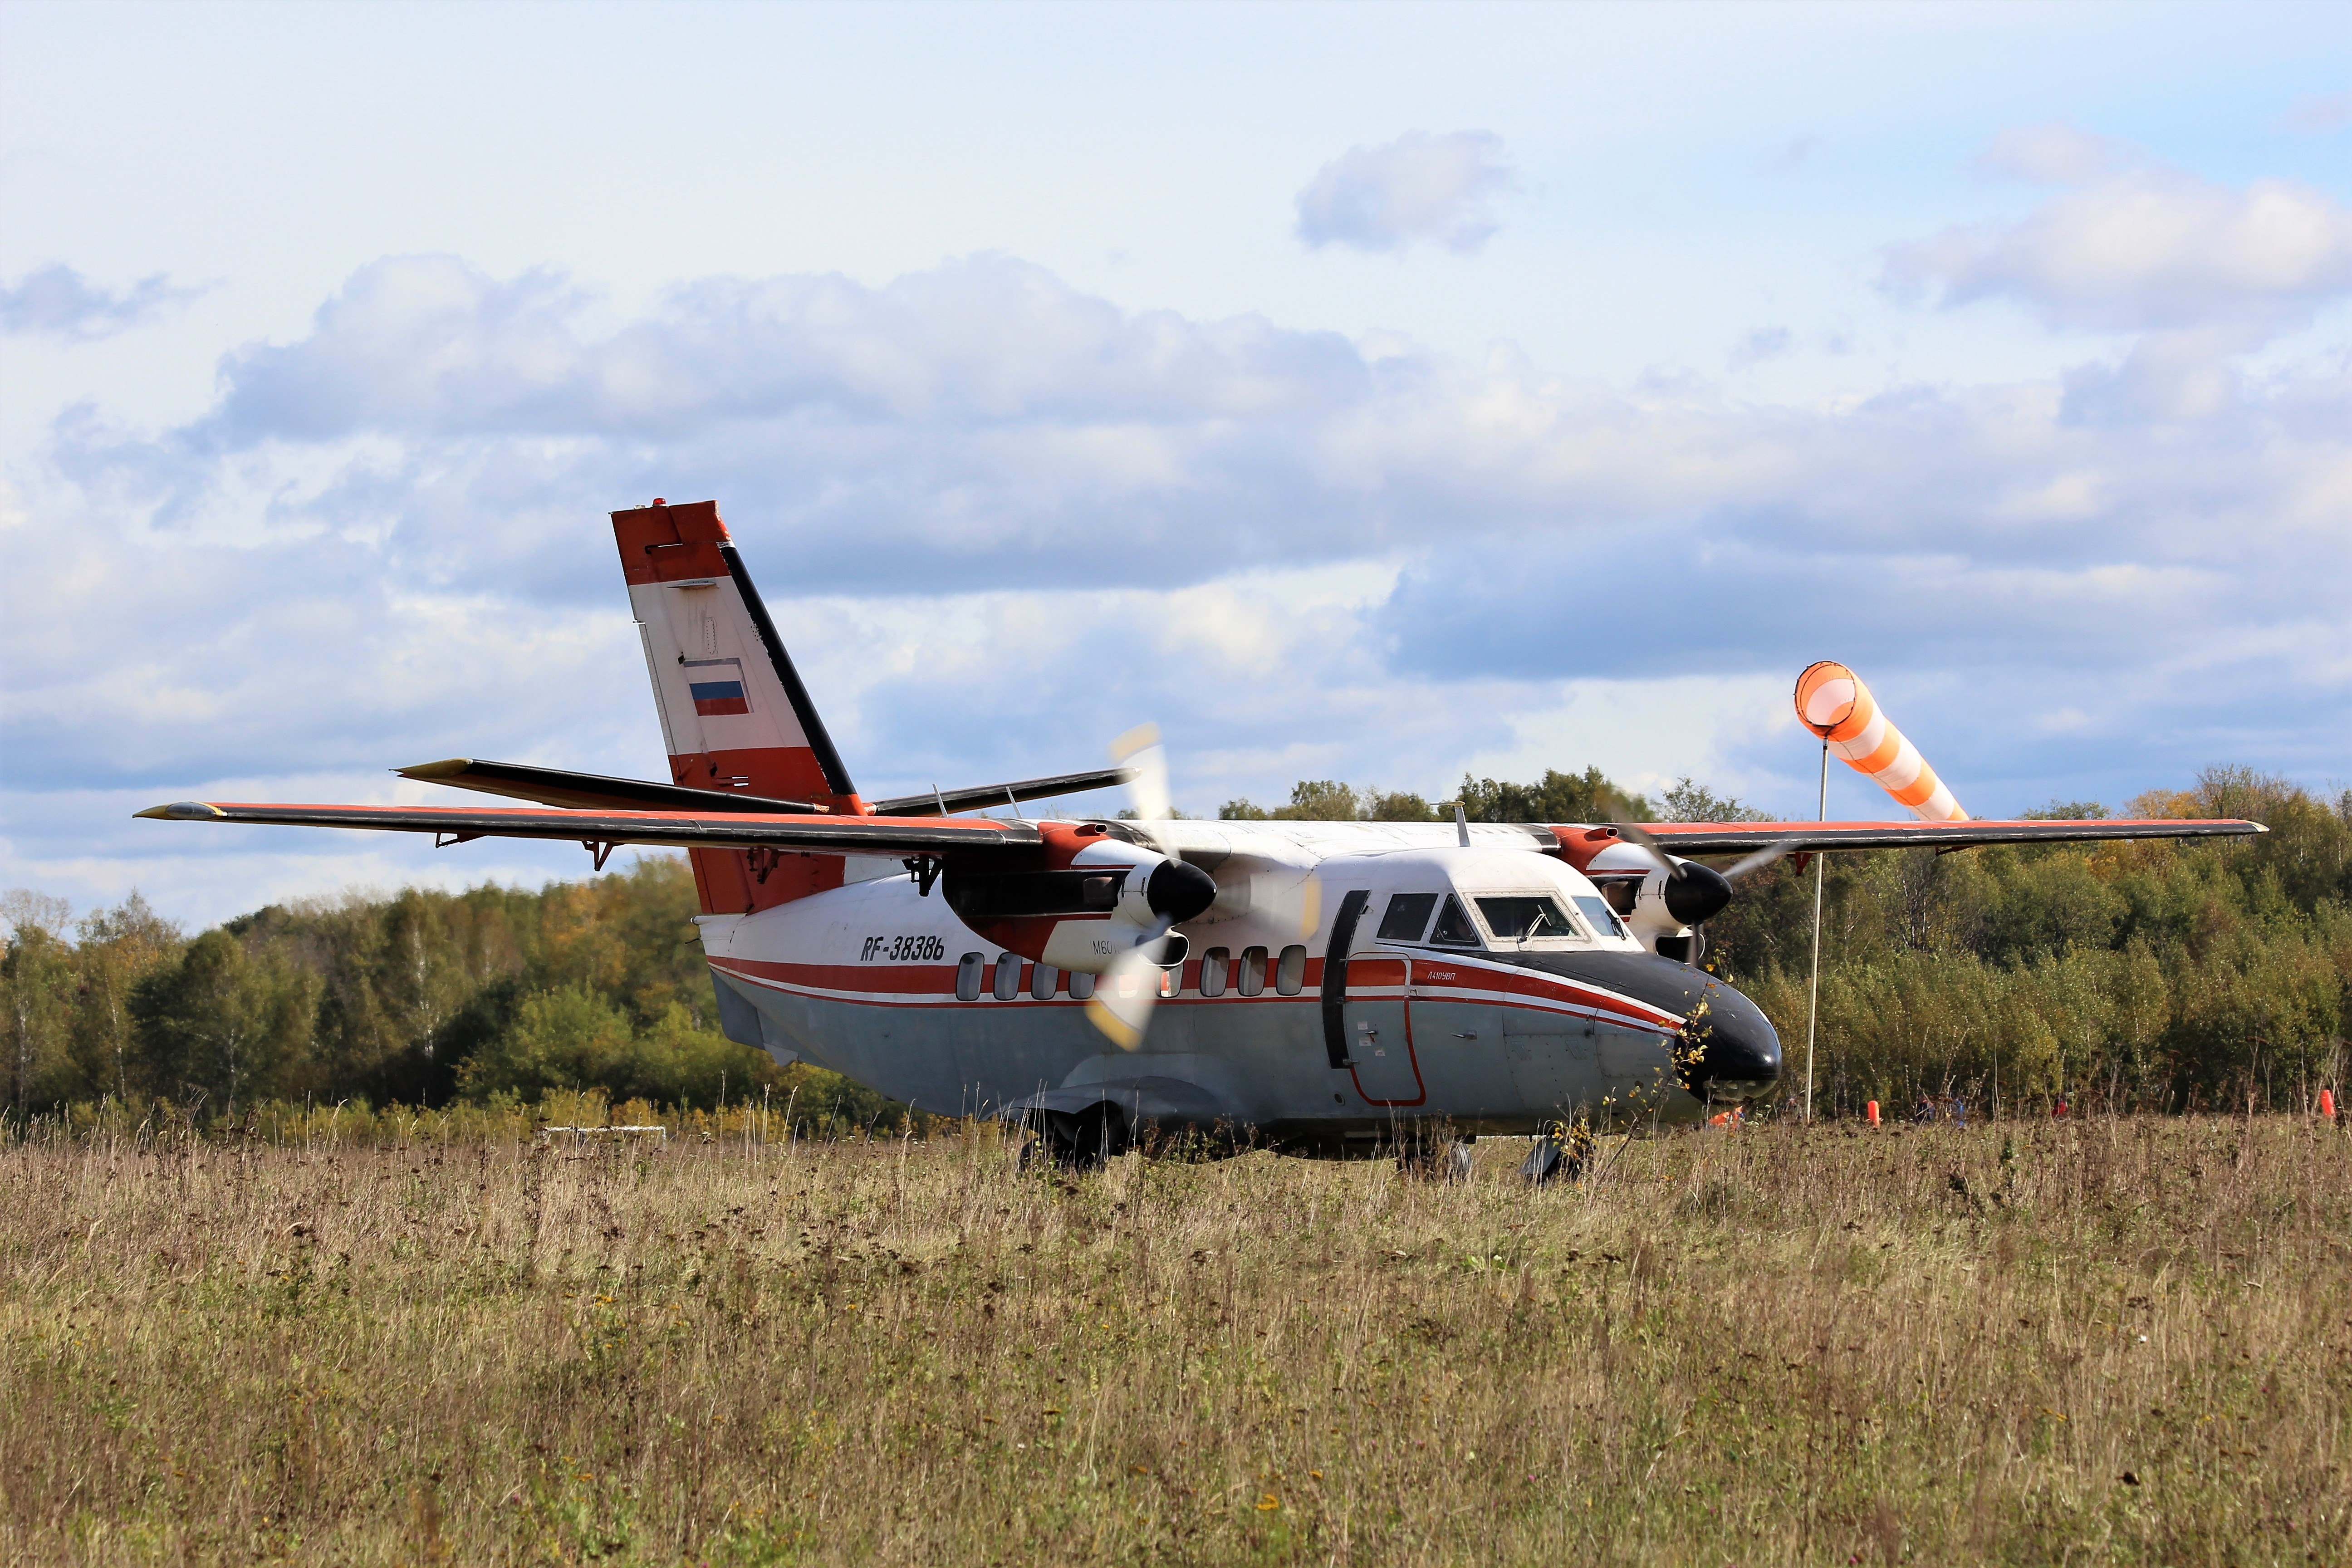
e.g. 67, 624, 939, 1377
1344, 956, 1425, 1105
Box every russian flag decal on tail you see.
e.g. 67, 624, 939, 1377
686, 658, 750, 716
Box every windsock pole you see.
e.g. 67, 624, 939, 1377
1804, 739, 1826, 1122
1793, 659, 1965, 1122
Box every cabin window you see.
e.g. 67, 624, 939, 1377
1572, 894, 1628, 939
1161, 968, 1178, 998
1238, 946, 1269, 997
1476, 895, 1579, 941
994, 952, 1021, 1000
956, 952, 984, 1001
1376, 892, 1439, 943
1199, 946, 1229, 997
1275, 944, 1307, 995
1031, 963, 1059, 1000
1068, 969, 1096, 1000
1430, 895, 1481, 947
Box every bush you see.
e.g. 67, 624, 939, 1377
458, 985, 784, 1108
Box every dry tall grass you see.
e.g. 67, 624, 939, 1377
2, 1114, 2344, 1565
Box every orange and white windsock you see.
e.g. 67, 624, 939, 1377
1793, 661, 1967, 822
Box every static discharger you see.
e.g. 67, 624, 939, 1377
1793, 661, 1967, 823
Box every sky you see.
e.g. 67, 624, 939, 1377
2, 0, 2347, 929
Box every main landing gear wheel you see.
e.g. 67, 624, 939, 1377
1017, 1104, 1127, 1174
1396, 1131, 1475, 1184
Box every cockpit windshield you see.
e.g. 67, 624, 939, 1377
1475, 895, 1582, 942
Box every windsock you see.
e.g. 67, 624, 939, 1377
1793, 661, 1967, 822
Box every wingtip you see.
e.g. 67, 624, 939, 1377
395, 758, 474, 780
135, 801, 225, 821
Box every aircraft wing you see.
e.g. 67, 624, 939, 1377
1611, 817, 2265, 856
136, 800, 1043, 854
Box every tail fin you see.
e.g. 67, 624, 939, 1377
613, 500, 862, 912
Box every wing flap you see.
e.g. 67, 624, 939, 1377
870, 765, 1140, 817
137, 800, 1043, 855
397, 757, 821, 814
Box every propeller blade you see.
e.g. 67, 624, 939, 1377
1721, 836, 1805, 882
1085, 927, 1172, 1050
1109, 723, 1171, 853
1607, 813, 1685, 882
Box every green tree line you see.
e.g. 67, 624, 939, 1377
3, 766, 2344, 1126
1706, 767, 2350, 1116
1219, 765, 1661, 825
0, 862, 892, 1133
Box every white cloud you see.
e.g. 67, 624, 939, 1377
1293, 131, 1515, 255
4, 249, 2346, 922
1886, 134, 2352, 339
1974, 122, 2126, 186
2279, 91, 2352, 134
0, 265, 204, 341
1728, 327, 1793, 369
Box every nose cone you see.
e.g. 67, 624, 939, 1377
1678, 979, 1781, 1099
1503, 949, 1782, 1102
1145, 857, 1218, 924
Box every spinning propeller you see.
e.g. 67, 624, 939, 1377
1086, 725, 1208, 1050
1606, 792, 1806, 946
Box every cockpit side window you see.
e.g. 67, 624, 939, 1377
1375, 892, 1439, 943
1429, 895, 1481, 947
1572, 893, 1628, 939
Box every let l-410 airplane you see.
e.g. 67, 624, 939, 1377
141, 500, 2263, 1163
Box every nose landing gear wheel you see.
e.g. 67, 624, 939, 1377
1522, 1121, 1594, 1186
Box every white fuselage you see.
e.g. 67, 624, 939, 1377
700, 819, 1775, 1145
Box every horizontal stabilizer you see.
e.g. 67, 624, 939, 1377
870, 765, 1140, 817
398, 757, 819, 815
1612, 818, 2265, 857
137, 800, 1042, 856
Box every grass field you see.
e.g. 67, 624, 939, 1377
2, 1114, 2345, 1565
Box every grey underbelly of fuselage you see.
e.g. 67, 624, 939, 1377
733, 977, 1700, 1139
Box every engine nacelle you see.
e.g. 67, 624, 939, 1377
1598, 857, 1732, 961
943, 823, 1215, 975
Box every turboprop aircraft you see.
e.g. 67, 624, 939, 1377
140, 500, 2265, 1165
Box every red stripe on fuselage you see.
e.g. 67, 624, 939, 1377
1401, 955, 1681, 1032
711, 950, 1682, 1033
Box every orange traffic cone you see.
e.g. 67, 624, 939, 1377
1867, 1100, 1881, 1127
2324, 1088, 2337, 1121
